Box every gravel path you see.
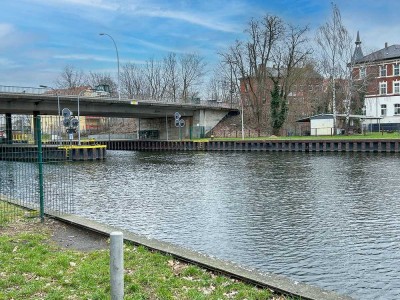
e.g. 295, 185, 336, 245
49, 218, 109, 251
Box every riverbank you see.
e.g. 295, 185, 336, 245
0, 205, 291, 300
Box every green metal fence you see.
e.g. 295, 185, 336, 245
0, 115, 74, 225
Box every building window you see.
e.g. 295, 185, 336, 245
381, 104, 387, 116
380, 65, 387, 77
380, 82, 387, 95
395, 104, 400, 115
394, 82, 400, 94
360, 67, 366, 79
394, 64, 400, 76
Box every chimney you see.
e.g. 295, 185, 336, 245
385, 42, 388, 48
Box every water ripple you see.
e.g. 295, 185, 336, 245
67, 151, 400, 299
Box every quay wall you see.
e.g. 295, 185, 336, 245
0, 144, 106, 161
100, 139, 400, 153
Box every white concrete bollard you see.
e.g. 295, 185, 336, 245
110, 231, 124, 300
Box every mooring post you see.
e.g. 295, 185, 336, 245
110, 231, 124, 300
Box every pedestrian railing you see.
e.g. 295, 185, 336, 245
0, 85, 239, 109
0, 115, 74, 225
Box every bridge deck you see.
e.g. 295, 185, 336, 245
0, 87, 236, 118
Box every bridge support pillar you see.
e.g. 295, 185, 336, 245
5, 113, 12, 144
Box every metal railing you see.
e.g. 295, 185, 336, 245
0, 85, 239, 109
0, 115, 74, 225
0, 85, 48, 95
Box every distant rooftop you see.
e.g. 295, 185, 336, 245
356, 44, 400, 63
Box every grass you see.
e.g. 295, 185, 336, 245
0, 200, 26, 226
0, 204, 296, 300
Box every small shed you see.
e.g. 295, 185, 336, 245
297, 114, 335, 136
297, 114, 382, 136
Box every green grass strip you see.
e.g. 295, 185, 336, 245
0, 206, 295, 300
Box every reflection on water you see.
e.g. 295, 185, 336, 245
26, 151, 400, 298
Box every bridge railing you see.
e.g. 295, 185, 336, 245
135, 98, 239, 109
0, 85, 240, 109
0, 85, 48, 95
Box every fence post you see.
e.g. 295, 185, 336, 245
36, 116, 45, 223
110, 231, 124, 300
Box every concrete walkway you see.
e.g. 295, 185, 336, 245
54, 213, 353, 300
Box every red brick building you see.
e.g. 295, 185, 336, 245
239, 65, 325, 132
352, 33, 400, 131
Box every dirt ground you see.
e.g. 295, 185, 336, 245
2, 216, 109, 252
49, 218, 109, 251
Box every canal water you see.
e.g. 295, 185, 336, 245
6, 150, 400, 299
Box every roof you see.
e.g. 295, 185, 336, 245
297, 114, 333, 122
297, 113, 382, 122
355, 44, 400, 63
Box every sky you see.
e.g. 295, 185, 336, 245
1, 0, 400, 88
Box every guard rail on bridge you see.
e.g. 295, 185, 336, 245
0, 85, 239, 109
0, 85, 48, 95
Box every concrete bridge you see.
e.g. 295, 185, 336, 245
0, 85, 238, 141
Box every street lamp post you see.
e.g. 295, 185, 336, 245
99, 33, 121, 100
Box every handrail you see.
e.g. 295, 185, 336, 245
0, 85, 239, 109
0, 85, 48, 95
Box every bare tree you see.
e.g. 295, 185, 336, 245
118, 53, 206, 103
180, 53, 206, 102
316, 3, 349, 133
207, 68, 229, 102
120, 62, 146, 99
220, 16, 284, 132
317, 4, 376, 133
220, 15, 311, 135
269, 25, 311, 135
144, 57, 167, 100
55, 65, 86, 89
206, 60, 239, 107
163, 53, 180, 102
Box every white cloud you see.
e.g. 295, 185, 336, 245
131, 7, 240, 33
53, 54, 115, 62
53, 53, 137, 64
31, 0, 241, 33
131, 38, 188, 54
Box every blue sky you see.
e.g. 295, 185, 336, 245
1, 0, 400, 87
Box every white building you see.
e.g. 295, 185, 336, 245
352, 33, 400, 131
